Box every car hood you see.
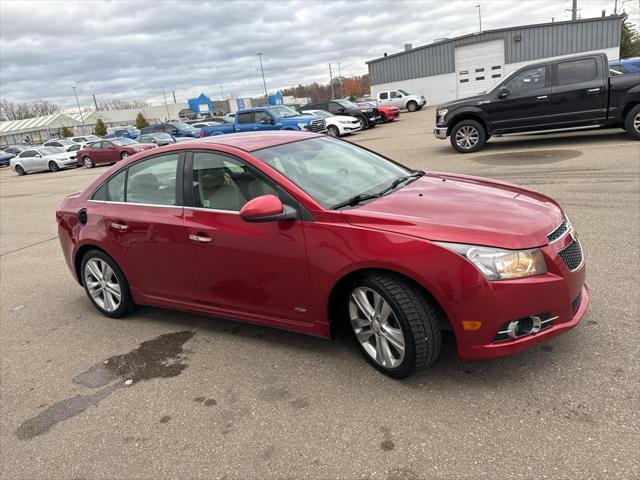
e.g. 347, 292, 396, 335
280, 114, 319, 123
45, 152, 76, 160
438, 94, 489, 110
341, 173, 563, 250
129, 143, 156, 150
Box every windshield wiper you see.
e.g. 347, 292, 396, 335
331, 171, 424, 210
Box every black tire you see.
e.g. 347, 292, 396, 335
624, 104, 640, 140
356, 115, 367, 130
380, 112, 388, 123
327, 125, 340, 137
48, 161, 60, 172
450, 119, 486, 153
82, 156, 94, 168
80, 250, 136, 318
120, 152, 129, 160
347, 273, 442, 379
406, 101, 418, 112
14, 165, 25, 176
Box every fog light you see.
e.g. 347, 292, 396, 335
506, 316, 542, 339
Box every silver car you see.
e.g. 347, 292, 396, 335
10, 146, 78, 175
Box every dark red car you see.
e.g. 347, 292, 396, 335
57, 132, 588, 378
77, 138, 156, 168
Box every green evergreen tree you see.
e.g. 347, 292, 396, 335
94, 118, 107, 136
620, 19, 640, 58
60, 126, 73, 137
135, 112, 149, 129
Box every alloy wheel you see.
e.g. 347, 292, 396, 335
121, 152, 129, 159
327, 125, 339, 137
349, 287, 406, 368
49, 161, 59, 172
84, 258, 122, 312
83, 157, 93, 168
455, 126, 479, 150
635, 112, 640, 133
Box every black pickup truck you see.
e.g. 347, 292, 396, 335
433, 53, 640, 153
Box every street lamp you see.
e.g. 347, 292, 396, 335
257, 53, 268, 97
161, 86, 170, 120
475, 4, 482, 33
72, 86, 85, 125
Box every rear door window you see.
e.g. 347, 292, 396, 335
237, 112, 255, 124
557, 58, 598, 85
125, 154, 179, 205
106, 170, 126, 202
379, 92, 388, 100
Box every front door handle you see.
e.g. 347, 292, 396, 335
537, 95, 549, 100
110, 222, 128, 232
587, 88, 601, 94
189, 234, 213, 243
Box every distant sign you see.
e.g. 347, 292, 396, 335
197, 104, 210, 113
237, 98, 246, 110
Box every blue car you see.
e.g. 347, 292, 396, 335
104, 126, 140, 140
0, 150, 15, 167
609, 57, 640, 74
140, 122, 202, 138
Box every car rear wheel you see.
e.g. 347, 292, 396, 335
120, 152, 129, 160
82, 156, 94, 168
48, 161, 60, 172
347, 273, 442, 378
14, 165, 26, 176
624, 104, 640, 140
450, 119, 486, 153
356, 116, 367, 130
81, 250, 135, 318
327, 125, 340, 137
406, 101, 418, 112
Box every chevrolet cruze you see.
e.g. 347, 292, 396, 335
57, 131, 588, 378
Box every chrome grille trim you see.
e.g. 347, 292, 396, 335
547, 218, 571, 243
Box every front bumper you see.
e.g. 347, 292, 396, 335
433, 126, 447, 139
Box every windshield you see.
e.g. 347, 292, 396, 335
53, 138, 74, 145
269, 106, 300, 118
335, 99, 357, 109
170, 122, 193, 130
154, 133, 173, 140
398, 90, 409, 96
38, 147, 65, 155
253, 137, 411, 208
112, 138, 136, 146
306, 110, 331, 118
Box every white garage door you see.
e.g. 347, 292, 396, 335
455, 39, 505, 98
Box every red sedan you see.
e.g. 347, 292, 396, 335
357, 101, 400, 122
57, 132, 588, 378
77, 138, 156, 168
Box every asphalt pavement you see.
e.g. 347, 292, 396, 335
1, 108, 639, 479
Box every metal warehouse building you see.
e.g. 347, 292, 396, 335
367, 15, 623, 105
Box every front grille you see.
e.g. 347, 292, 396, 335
548, 219, 570, 242
310, 119, 326, 132
558, 239, 584, 271
571, 292, 582, 315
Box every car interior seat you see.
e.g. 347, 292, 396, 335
196, 168, 246, 211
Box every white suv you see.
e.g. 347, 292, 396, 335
375, 90, 426, 112
301, 110, 362, 137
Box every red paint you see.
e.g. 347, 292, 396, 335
377, 105, 401, 121
240, 194, 283, 220
57, 132, 588, 360
77, 140, 156, 166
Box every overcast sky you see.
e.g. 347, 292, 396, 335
0, 0, 636, 109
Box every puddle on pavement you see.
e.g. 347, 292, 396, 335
15, 330, 195, 440
472, 149, 582, 166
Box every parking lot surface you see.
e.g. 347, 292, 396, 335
1, 108, 639, 479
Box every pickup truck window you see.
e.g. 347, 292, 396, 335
504, 66, 546, 96
557, 58, 598, 85
390, 91, 402, 98
237, 112, 254, 124
255, 111, 272, 123
379, 92, 388, 100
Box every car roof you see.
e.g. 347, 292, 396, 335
188, 131, 323, 152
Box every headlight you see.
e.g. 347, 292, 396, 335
435, 242, 547, 280
437, 108, 448, 123
362, 108, 372, 113
297, 123, 308, 130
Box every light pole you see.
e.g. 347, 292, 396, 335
72, 86, 84, 125
475, 5, 482, 33
257, 53, 268, 97
329, 63, 335, 100
161, 86, 170, 120
337, 62, 343, 98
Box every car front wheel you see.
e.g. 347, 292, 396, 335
450, 119, 486, 153
347, 273, 442, 378
624, 104, 640, 140
48, 161, 60, 172
81, 250, 135, 318
82, 156, 94, 168
327, 125, 340, 137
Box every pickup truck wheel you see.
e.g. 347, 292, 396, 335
406, 101, 418, 112
625, 104, 640, 140
450, 120, 486, 153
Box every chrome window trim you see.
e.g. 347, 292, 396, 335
88, 200, 181, 209
184, 206, 241, 215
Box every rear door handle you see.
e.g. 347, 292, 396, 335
537, 95, 548, 100
587, 88, 601, 94
110, 222, 128, 232
189, 234, 213, 243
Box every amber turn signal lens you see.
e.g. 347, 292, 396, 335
462, 321, 482, 330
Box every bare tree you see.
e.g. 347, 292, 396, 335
0, 99, 60, 121
96, 98, 150, 111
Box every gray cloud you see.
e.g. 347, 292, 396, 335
0, 0, 625, 108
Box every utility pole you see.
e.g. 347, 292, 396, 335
161, 86, 170, 120
337, 62, 343, 98
475, 5, 482, 33
257, 53, 268, 97
72, 86, 84, 125
92, 93, 99, 111
329, 63, 335, 100
566, 0, 578, 20
172, 90, 177, 103
219, 85, 224, 99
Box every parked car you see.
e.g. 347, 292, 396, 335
609, 57, 640, 74
200, 106, 325, 136
11, 146, 78, 175
56, 131, 588, 378
434, 53, 640, 153
0, 150, 15, 167
374, 90, 427, 112
303, 99, 380, 129
356, 101, 400, 123
43, 138, 78, 151
140, 122, 202, 138
104, 126, 141, 140
71, 135, 101, 144
77, 138, 156, 168
300, 109, 361, 137
2, 145, 31, 156
137, 132, 188, 146
68, 144, 83, 152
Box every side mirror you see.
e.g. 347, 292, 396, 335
497, 87, 510, 99
34, 154, 42, 158
240, 194, 297, 223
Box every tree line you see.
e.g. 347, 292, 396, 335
0, 98, 150, 122
281, 74, 371, 102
